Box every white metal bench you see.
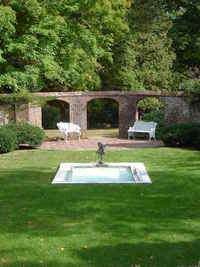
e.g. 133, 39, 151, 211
128, 121, 157, 140
57, 122, 81, 140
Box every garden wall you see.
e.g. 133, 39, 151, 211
0, 103, 42, 128
0, 104, 15, 125
0, 92, 199, 138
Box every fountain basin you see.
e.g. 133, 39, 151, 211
52, 163, 152, 184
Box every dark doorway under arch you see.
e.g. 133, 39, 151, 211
42, 100, 69, 129
87, 98, 119, 130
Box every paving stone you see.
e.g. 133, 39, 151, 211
40, 137, 164, 151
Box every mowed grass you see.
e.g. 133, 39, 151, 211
0, 148, 200, 267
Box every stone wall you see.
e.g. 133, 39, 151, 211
0, 104, 15, 125
0, 103, 42, 128
118, 96, 137, 138
28, 104, 42, 128
164, 97, 190, 124
15, 104, 29, 123
189, 97, 200, 123
0, 91, 199, 138
164, 96, 200, 125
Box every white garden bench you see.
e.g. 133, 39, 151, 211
57, 122, 81, 140
128, 121, 157, 140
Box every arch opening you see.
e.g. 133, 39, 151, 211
136, 97, 164, 138
87, 98, 119, 136
42, 100, 69, 129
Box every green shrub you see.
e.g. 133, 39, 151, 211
142, 110, 164, 139
5, 123, 45, 148
161, 123, 200, 149
0, 127, 17, 153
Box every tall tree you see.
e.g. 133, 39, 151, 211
0, 0, 128, 93
1, 0, 199, 94
167, 0, 200, 93
101, 0, 176, 91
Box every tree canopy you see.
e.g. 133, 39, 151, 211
0, 0, 199, 94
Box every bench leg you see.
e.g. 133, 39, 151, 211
149, 133, 151, 141
66, 133, 70, 142
128, 132, 134, 140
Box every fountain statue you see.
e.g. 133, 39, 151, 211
52, 141, 152, 184
96, 142, 106, 166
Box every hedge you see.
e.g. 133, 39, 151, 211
5, 123, 45, 148
0, 123, 45, 153
0, 127, 17, 153
161, 123, 200, 149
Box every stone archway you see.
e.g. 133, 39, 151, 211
83, 93, 137, 138
87, 98, 119, 130
6, 91, 199, 139
42, 99, 70, 129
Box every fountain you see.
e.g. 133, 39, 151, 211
96, 142, 106, 166
52, 143, 152, 184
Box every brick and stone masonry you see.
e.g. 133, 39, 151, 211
0, 91, 199, 138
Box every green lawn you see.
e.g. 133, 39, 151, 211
0, 148, 200, 267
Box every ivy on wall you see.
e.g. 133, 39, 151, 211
0, 92, 54, 106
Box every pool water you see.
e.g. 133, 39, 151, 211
65, 166, 135, 183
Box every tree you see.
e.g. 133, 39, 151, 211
101, 0, 176, 91
0, 0, 199, 94
0, 0, 128, 93
167, 0, 200, 93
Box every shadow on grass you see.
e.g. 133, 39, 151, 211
2, 240, 200, 267
106, 141, 164, 149
0, 149, 200, 267
75, 240, 200, 267
1, 258, 77, 267
0, 164, 200, 238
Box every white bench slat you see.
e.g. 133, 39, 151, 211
128, 121, 157, 140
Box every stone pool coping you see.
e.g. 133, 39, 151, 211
52, 162, 152, 184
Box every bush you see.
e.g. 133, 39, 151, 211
5, 122, 45, 148
143, 110, 164, 139
0, 127, 17, 153
161, 123, 200, 149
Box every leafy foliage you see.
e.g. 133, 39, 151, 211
0, 126, 17, 153
143, 110, 165, 139
0, 0, 199, 93
179, 67, 200, 94
102, 0, 176, 91
167, 0, 200, 90
5, 122, 45, 147
0, 91, 49, 105
137, 97, 164, 113
137, 97, 164, 139
161, 123, 200, 149
0, 0, 128, 92
168, 1, 200, 68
